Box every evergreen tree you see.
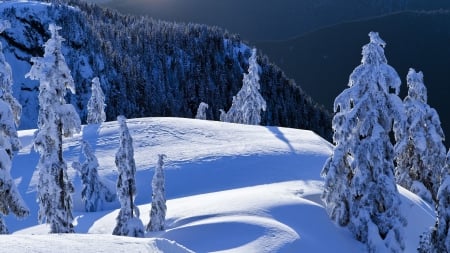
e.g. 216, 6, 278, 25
195, 102, 208, 120
86, 77, 106, 124
0, 20, 29, 234
25, 24, 81, 233
224, 48, 266, 125
395, 69, 446, 204
219, 109, 227, 122
113, 115, 144, 237
147, 154, 167, 232
321, 32, 406, 252
420, 150, 450, 253
73, 141, 115, 212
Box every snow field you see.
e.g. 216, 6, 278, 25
2, 117, 435, 252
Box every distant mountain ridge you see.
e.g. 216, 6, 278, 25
90, 0, 450, 41
0, 0, 331, 140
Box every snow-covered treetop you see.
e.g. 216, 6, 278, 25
26, 24, 76, 95
87, 77, 106, 124
337, 31, 401, 113
406, 68, 427, 103
195, 102, 208, 120
361, 31, 387, 66
118, 115, 127, 131
81, 140, 97, 165
246, 48, 261, 90
157, 154, 167, 168
223, 48, 266, 125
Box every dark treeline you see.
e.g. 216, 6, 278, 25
0, 0, 331, 140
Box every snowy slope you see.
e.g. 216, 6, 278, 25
3, 117, 435, 252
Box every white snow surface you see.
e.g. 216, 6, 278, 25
3, 117, 435, 252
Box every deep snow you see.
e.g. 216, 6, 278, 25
2, 117, 435, 252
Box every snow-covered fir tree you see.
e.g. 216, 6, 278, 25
73, 141, 115, 212
223, 48, 266, 125
86, 77, 106, 124
219, 109, 227, 122
321, 32, 406, 253
195, 102, 208, 120
113, 115, 144, 237
0, 100, 29, 234
419, 150, 450, 253
0, 20, 29, 234
394, 69, 446, 204
25, 24, 81, 233
147, 154, 167, 232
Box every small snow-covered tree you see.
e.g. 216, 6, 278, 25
147, 154, 167, 232
113, 115, 144, 237
86, 77, 106, 124
0, 20, 29, 234
195, 102, 208, 120
74, 141, 115, 212
224, 48, 266, 125
394, 69, 446, 204
219, 109, 227, 122
419, 150, 450, 253
25, 24, 81, 233
321, 32, 406, 253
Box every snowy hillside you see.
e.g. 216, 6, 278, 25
2, 117, 435, 252
0, 1, 331, 141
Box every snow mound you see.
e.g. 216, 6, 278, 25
1, 117, 436, 252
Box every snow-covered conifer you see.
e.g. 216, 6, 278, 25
25, 24, 81, 233
74, 141, 115, 212
0, 101, 30, 234
87, 77, 106, 124
321, 32, 406, 253
0, 20, 29, 233
224, 48, 266, 125
419, 150, 450, 253
219, 109, 227, 122
394, 69, 446, 204
195, 102, 208, 120
147, 154, 167, 232
113, 115, 144, 237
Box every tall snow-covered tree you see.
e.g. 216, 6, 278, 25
195, 102, 208, 120
321, 32, 406, 253
0, 21, 29, 234
419, 150, 450, 253
394, 69, 446, 204
147, 154, 167, 232
224, 48, 266, 125
86, 77, 106, 124
113, 115, 144, 237
73, 141, 115, 212
25, 24, 81, 233
0, 21, 29, 231
0, 101, 29, 234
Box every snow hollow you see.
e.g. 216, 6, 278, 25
3, 117, 435, 252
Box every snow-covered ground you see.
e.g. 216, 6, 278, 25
3, 117, 435, 252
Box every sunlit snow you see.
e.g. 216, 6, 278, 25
0, 117, 435, 252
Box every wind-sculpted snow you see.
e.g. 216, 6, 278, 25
0, 117, 434, 252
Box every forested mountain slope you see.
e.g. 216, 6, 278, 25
0, 1, 331, 140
